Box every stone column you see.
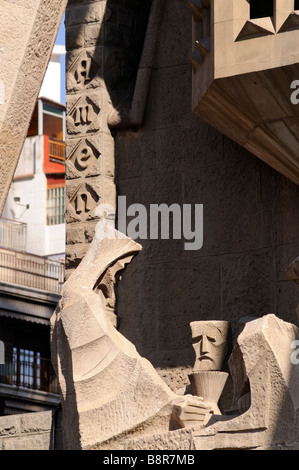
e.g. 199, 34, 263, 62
65, 0, 152, 276
65, 0, 116, 277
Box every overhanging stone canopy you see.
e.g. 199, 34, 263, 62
189, 0, 299, 186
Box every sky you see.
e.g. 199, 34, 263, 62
55, 14, 66, 104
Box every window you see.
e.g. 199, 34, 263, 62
250, 0, 273, 19
13, 348, 41, 389
42, 101, 65, 141
0, 346, 57, 393
47, 186, 65, 225
44, 113, 64, 141
27, 99, 65, 139
295, 0, 299, 10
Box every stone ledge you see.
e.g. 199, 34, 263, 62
0, 409, 62, 450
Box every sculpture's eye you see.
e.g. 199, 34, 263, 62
207, 336, 216, 343
193, 335, 202, 344
193, 335, 216, 344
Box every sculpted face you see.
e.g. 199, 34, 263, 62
190, 321, 230, 372
93, 254, 135, 326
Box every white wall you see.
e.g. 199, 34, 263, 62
39, 45, 65, 103
14, 136, 43, 178
2, 46, 66, 258
46, 224, 65, 257
2, 136, 65, 257
3, 172, 47, 256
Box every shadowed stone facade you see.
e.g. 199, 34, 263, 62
114, 0, 299, 394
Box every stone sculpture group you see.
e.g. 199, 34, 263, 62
51, 224, 299, 450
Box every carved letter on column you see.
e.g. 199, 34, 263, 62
65, 1, 116, 275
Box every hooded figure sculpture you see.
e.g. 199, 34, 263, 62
50, 223, 210, 449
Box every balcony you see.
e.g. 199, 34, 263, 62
0, 218, 27, 252
0, 248, 64, 294
189, 0, 299, 185
0, 347, 58, 395
48, 138, 65, 164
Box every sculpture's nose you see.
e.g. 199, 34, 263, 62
201, 334, 209, 354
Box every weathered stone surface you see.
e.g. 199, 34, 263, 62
287, 256, 299, 318
145, 65, 193, 131
0, 0, 67, 215
287, 256, 299, 292
66, 2, 106, 27
0, 409, 62, 450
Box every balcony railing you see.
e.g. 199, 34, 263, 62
0, 347, 58, 394
48, 138, 65, 163
0, 248, 64, 294
0, 218, 27, 252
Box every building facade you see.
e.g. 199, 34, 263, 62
0, 47, 65, 416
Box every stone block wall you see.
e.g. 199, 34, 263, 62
64, 0, 299, 394
114, 0, 299, 392
0, 408, 62, 450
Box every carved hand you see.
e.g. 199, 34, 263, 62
172, 394, 212, 429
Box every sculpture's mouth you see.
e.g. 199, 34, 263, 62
199, 355, 212, 361
197, 356, 215, 368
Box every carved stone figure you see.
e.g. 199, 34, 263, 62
190, 320, 230, 372
188, 321, 231, 416
51, 218, 299, 449
171, 394, 211, 429
50, 223, 210, 449
188, 370, 229, 417
191, 314, 299, 450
